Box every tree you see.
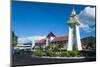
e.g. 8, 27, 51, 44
54, 41, 63, 52
12, 32, 18, 47
47, 44, 52, 50
57, 41, 63, 49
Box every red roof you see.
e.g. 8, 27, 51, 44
35, 36, 68, 44
51, 36, 68, 42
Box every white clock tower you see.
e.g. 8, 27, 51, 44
67, 9, 82, 51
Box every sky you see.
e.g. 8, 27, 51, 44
12, 1, 96, 43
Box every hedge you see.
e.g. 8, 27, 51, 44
32, 50, 96, 57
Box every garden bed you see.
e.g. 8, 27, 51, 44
32, 50, 96, 57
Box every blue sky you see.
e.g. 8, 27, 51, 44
12, 1, 96, 41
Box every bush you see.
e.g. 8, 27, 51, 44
45, 51, 57, 57
61, 51, 80, 57
61, 51, 70, 57
68, 51, 80, 57
32, 50, 46, 57
32, 50, 96, 57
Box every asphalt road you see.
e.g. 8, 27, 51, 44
12, 51, 96, 67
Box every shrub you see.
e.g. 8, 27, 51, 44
61, 51, 80, 57
32, 50, 96, 57
61, 51, 69, 57
32, 50, 46, 57
68, 51, 80, 57
45, 51, 57, 57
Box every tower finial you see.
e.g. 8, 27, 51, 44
71, 5, 76, 17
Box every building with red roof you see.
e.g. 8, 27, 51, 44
34, 32, 68, 50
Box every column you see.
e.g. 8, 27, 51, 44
67, 26, 73, 51
76, 25, 82, 50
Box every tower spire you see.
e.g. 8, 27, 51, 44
71, 5, 76, 17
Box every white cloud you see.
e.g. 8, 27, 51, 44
18, 35, 46, 44
79, 7, 96, 33
80, 23, 96, 33
80, 23, 88, 28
